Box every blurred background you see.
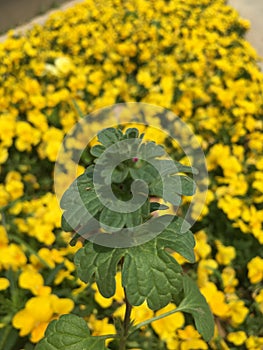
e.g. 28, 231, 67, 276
0, 0, 69, 33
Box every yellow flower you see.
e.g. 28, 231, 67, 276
200, 282, 229, 317
255, 289, 263, 313
131, 302, 154, 325
246, 335, 263, 350
227, 331, 247, 345
197, 259, 218, 287
0, 147, 8, 164
194, 231, 211, 261
12, 294, 74, 342
0, 244, 27, 270
0, 277, 10, 290
49, 294, 74, 315
92, 282, 113, 308
178, 325, 208, 350
0, 185, 9, 207
136, 69, 153, 89
5, 178, 24, 200
221, 267, 238, 293
228, 300, 249, 326
13, 296, 53, 341
247, 256, 263, 284
151, 303, 184, 340
217, 195, 242, 221
15, 121, 41, 152
19, 267, 51, 296
88, 314, 116, 345
0, 114, 16, 147
92, 271, 124, 308
215, 240, 236, 265
0, 226, 8, 247
41, 127, 64, 162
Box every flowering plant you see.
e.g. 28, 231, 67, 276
36, 126, 214, 349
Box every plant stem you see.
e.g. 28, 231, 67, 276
0, 326, 11, 350
119, 289, 132, 350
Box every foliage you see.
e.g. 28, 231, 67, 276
37, 127, 213, 348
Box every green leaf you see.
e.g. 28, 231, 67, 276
97, 128, 123, 147
122, 240, 183, 310
74, 218, 192, 310
100, 207, 126, 229
75, 245, 123, 297
90, 145, 105, 157
150, 202, 169, 212
60, 172, 103, 233
35, 314, 107, 350
139, 142, 165, 159
129, 163, 159, 184
111, 166, 129, 183
158, 216, 195, 263
149, 173, 195, 205
125, 128, 140, 138
178, 276, 214, 341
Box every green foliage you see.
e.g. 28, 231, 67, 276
41, 126, 214, 348
75, 215, 196, 311
35, 314, 108, 350
60, 127, 196, 234
178, 276, 214, 341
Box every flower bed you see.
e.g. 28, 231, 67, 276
0, 0, 262, 349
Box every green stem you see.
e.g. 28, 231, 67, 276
0, 326, 12, 350
119, 289, 132, 350
97, 334, 119, 340
128, 306, 185, 337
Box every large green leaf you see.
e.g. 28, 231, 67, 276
75, 244, 123, 297
122, 240, 183, 310
177, 276, 214, 341
60, 171, 103, 233
35, 314, 107, 350
158, 216, 195, 263
75, 216, 195, 310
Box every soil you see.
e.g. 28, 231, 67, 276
228, 0, 263, 69
0, 0, 71, 33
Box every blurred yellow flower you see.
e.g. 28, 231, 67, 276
0, 147, 8, 164
221, 267, 238, 293
227, 331, 247, 345
88, 314, 116, 345
177, 325, 208, 350
246, 335, 263, 350
247, 256, 263, 284
228, 299, 249, 326
215, 240, 236, 265
0, 277, 10, 290
15, 121, 41, 152
255, 288, 263, 313
200, 282, 229, 317
0, 226, 8, 247
13, 294, 74, 342
151, 303, 184, 340
0, 244, 27, 270
19, 267, 51, 296
194, 231, 211, 261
